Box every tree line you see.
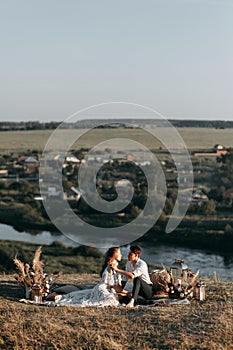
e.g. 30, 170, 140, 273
1, 119, 233, 131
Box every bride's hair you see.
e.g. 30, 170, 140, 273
100, 247, 119, 276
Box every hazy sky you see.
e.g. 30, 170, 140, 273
1, 0, 233, 122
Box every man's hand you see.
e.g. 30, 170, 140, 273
110, 261, 118, 270
110, 285, 122, 293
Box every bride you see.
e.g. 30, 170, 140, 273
49, 247, 123, 307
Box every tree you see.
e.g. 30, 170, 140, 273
210, 149, 233, 207
201, 199, 216, 215
224, 224, 233, 236
215, 149, 233, 190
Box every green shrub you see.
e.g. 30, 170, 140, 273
72, 245, 102, 258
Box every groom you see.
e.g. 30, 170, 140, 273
113, 245, 153, 307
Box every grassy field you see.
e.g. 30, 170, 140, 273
1, 128, 233, 349
0, 273, 232, 350
0, 127, 233, 153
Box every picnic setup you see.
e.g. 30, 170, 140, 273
13, 246, 206, 307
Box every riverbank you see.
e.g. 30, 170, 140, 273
0, 273, 232, 350
1, 207, 233, 253
0, 240, 104, 275
138, 217, 233, 252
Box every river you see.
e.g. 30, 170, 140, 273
0, 223, 232, 280
0, 223, 77, 247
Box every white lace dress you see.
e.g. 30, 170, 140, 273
51, 268, 121, 307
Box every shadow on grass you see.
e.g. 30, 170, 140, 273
0, 280, 24, 300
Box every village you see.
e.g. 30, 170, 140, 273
0, 143, 231, 216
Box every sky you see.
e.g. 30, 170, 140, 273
1, 0, 233, 122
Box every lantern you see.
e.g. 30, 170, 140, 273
195, 281, 206, 301
170, 259, 188, 289
30, 284, 43, 303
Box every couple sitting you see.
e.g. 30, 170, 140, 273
113, 245, 153, 307
51, 245, 153, 307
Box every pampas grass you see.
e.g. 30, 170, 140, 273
13, 246, 61, 299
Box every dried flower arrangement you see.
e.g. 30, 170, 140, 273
150, 264, 200, 299
150, 267, 172, 296
13, 246, 62, 301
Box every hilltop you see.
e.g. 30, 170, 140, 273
0, 273, 232, 349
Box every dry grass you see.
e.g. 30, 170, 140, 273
0, 128, 233, 153
0, 274, 233, 350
